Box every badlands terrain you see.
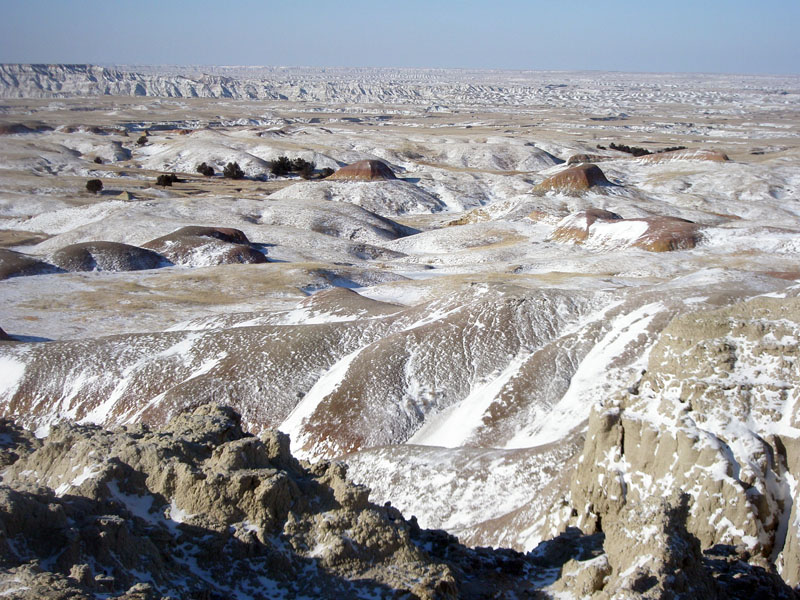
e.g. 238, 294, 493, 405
0, 63, 800, 598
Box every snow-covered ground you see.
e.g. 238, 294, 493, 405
1, 66, 799, 561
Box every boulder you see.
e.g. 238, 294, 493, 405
49, 241, 166, 272
535, 164, 611, 192
327, 159, 397, 181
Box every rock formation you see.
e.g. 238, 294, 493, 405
535, 164, 611, 192
0, 404, 543, 599
559, 292, 800, 597
327, 159, 397, 181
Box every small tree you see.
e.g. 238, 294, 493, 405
270, 156, 292, 177
196, 162, 214, 177
223, 162, 245, 180
156, 173, 179, 187
86, 179, 103, 194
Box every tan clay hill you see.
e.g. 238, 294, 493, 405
327, 159, 398, 181
535, 164, 610, 192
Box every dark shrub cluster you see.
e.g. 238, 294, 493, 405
136, 135, 148, 146
196, 162, 215, 177
604, 143, 689, 157
156, 173, 181, 187
223, 162, 245, 179
86, 179, 103, 194
609, 142, 651, 157
270, 156, 316, 179
319, 167, 335, 179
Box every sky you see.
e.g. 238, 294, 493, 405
0, 0, 798, 75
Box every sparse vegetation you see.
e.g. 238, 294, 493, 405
93, 156, 103, 164
223, 162, 245, 180
270, 156, 293, 177
156, 173, 180, 187
270, 156, 316, 178
85, 179, 103, 194
607, 143, 689, 157
196, 162, 215, 177
136, 135, 148, 146
319, 167, 335, 179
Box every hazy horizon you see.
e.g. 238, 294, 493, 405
1, 0, 799, 76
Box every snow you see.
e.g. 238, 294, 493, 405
279, 346, 366, 456
408, 352, 528, 447
0, 356, 27, 401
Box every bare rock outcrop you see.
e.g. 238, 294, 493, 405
142, 225, 267, 266
327, 159, 398, 181
562, 292, 800, 596
535, 164, 611, 193
49, 241, 167, 272
551, 209, 702, 252
0, 404, 546, 599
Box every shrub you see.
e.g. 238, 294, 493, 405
156, 173, 180, 187
93, 156, 103, 164
136, 135, 148, 146
223, 162, 245, 180
86, 179, 103, 194
196, 162, 214, 176
319, 167, 335, 179
270, 156, 292, 177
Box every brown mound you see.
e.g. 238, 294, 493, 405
0, 122, 54, 135
639, 149, 729, 163
143, 226, 266, 266
49, 241, 167, 272
0, 249, 61, 280
550, 209, 623, 244
551, 210, 701, 252
633, 216, 703, 251
148, 226, 252, 246
327, 160, 397, 181
0, 229, 51, 248
536, 164, 611, 192
566, 153, 609, 165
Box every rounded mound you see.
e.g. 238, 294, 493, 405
49, 241, 167, 272
143, 226, 266, 267
327, 159, 397, 181
551, 209, 701, 252
0, 249, 61, 280
536, 164, 611, 192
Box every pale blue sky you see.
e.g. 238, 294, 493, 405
1, 0, 798, 74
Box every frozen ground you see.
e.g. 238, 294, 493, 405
1, 66, 800, 572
